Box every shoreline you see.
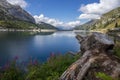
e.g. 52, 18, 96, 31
0, 28, 57, 32
73, 30, 106, 33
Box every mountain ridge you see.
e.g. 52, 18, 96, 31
74, 19, 98, 30
0, 0, 57, 30
74, 7, 120, 31
0, 0, 35, 23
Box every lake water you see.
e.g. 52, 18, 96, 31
0, 31, 80, 66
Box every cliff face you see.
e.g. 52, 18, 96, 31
0, 0, 35, 23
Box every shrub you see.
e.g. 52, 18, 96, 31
114, 41, 120, 58
0, 61, 25, 80
26, 54, 80, 80
96, 72, 113, 80
0, 53, 80, 80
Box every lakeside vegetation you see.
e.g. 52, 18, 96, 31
0, 37, 120, 80
0, 53, 80, 80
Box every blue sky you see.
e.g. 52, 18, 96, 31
25, 0, 99, 22
7, 0, 120, 29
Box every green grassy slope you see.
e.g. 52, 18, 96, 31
74, 7, 120, 31
0, 20, 37, 29
37, 22, 57, 30
0, 3, 57, 29
74, 19, 98, 30
0, 20, 57, 30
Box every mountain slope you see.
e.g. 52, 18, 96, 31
74, 19, 98, 30
74, 7, 120, 31
0, 0, 35, 23
91, 7, 120, 30
0, 0, 57, 30
37, 22, 57, 30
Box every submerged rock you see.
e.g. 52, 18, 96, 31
60, 33, 120, 80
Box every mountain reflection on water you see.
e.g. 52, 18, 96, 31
0, 31, 80, 66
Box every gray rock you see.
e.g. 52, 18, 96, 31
0, 0, 35, 23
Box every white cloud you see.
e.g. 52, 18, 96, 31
78, 0, 120, 19
34, 14, 81, 29
63, 21, 81, 29
7, 0, 27, 8
78, 14, 100, 19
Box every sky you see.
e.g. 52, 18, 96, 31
7, 0, 120, 29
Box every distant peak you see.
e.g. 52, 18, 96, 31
0, 0, 6, 1
0, 0, 7, 3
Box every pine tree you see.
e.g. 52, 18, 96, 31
115, 23, 118, 28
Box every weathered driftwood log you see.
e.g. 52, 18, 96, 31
76, 32, 114, 53
60, 32, 120, 80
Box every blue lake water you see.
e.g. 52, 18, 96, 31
0, 31, 80, 66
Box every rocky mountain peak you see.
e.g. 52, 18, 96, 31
0, 0, 11, 8
0, 0, 35, 23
